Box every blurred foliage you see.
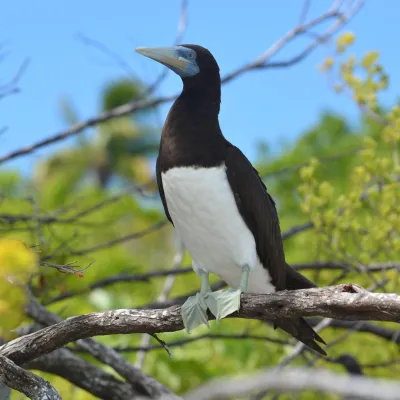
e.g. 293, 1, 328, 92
1, 32, 399, 399
0, 239, 37, 339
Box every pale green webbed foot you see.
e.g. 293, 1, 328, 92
206, 264, 250, 323
181, 292, 210, 333
181, 269, 212, 333
206, 287, 242, 322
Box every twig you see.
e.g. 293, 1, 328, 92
77, 32, 137, 79
41, 220, 167, 259
308, 318, 400, 345
261, 146, 361, 179
222, 0, 364, 83
73, 333, 289, 354
0, 58, 30, 101
44, 266, 193, 306
281, 222, 313, 240
149, 334, 172, 359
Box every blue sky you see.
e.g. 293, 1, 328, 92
1, 1, 399, 173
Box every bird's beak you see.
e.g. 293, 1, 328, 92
136, 46, 186, 71
135, 46, 198, 77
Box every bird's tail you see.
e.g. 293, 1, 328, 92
274, 317, 327, 355
273, 263, 327, 355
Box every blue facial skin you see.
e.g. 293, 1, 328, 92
170, 46, 200, 78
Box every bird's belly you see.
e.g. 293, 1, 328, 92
161, 165, 274, 294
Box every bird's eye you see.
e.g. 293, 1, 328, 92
189, 51, 195, 59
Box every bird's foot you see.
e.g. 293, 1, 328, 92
206, 287, 242, 322
206, 264, 250, 323
181, 292, 210, 333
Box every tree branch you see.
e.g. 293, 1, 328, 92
183, 367, 400, 400
308, 318, 400, 345
1, 285, 399, 366
23, 348, 140, 400
0, 354, 60, 400
25, 297, 178, 399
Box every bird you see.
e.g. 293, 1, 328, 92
135, 44, 326, 355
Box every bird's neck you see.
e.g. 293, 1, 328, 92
160, 83, 226, 169
166, 83, 222, 136
181, 83, 221, 118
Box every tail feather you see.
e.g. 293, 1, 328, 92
276, 317, 327, 356
275, 262, 327, 355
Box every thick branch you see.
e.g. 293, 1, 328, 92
1, 285, 399, 366
23, 348, 140, 400
0, 354, 60, 400
25, 298, 177, 399
184, 367, 400, 400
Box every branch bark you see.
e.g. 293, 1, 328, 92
0, 354, 60, 400
25, 297, 178, 399
23, 349, 141, 400
1, 285, 399, 366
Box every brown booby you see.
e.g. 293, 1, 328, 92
135, 44, 326, 355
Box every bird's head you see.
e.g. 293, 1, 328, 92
135, 44, 219, 82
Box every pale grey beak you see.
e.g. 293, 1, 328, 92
135, 46, 199, 78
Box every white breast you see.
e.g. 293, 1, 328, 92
161, 165, 275, 294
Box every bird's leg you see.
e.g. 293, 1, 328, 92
206, 264, 250, 322
181, 269, 212, 333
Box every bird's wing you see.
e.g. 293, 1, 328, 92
156, 155, 173, 225
225, 145, 286, 290
225, 145, 326, 355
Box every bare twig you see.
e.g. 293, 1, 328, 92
44, 266, 193, 305
41, 220, 167, 259
142, 0, 189, 97
222, 0, 364, 83
261, 146, 361, 179
0, 184, 154, 225
77, 32, 137, 79
281, 222, 313, 240
73, 333, 289, 354
308, 318, 400, 345
0, 58, 30, 101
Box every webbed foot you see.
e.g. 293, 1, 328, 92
206, 287, 242, 322
181, 292, 210, 332
206, 264, 250, 322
